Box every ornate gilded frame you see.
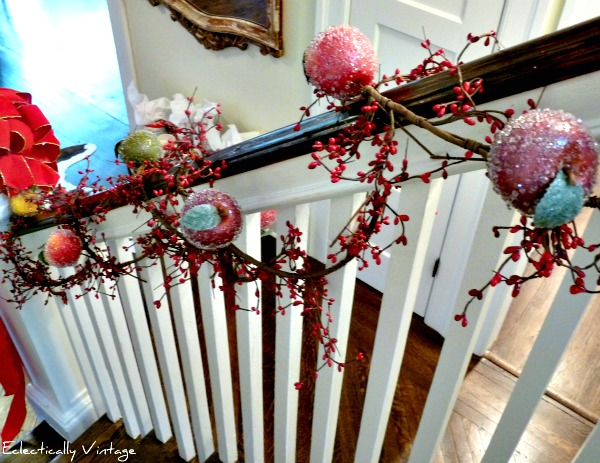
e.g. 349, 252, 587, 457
148, 0, 283, 57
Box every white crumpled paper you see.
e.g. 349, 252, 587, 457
127, 82, 171, 126
127, 83, 259, 152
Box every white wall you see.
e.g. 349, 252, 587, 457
121, 1, 317, 134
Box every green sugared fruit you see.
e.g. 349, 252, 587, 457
117, 131, 163, 165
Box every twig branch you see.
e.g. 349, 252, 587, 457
362, 85, 490, 158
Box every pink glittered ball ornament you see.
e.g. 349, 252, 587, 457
180, 189, 243, 250
304, 25, 379, 100
487, 109, 598, 225
260, 209, 277, 230
43, 229, 83, 267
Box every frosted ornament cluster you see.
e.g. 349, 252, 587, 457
487, 108, 599, 224
303, 25, 379, 100
180, 189, 243, 250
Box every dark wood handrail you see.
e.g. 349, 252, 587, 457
22, 16, 600, 232
212, 16, 600, 175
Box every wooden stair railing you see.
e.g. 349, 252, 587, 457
209, 16, 600, 176
2, 15, 599, 463
21, 15, 600, 233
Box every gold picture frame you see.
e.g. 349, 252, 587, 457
148, 0, 283, 57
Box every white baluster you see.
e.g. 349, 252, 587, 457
354, 181, 434, 462
409, 170, 516, 463
274, 204, 310, 463
57, 267, 106, 419
57, 269, 121, 424
77, 273, 141, 438
137, 250, 196, 460
165, 253, 215, 462
99, 239, 153, 437
113, 238, 171, 442
234, 212, 265, 463
310, 194, 362, 462
197, 262, 238, 463
573, 422, 600, 463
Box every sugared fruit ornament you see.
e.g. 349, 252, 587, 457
44, 229, 83, 267
303, 25, 378, 100
180, 189, 243, 250
10, 191, 39, 217
487, 108, 598, 227
117, 131, 163, 165
260, 209, 277, 231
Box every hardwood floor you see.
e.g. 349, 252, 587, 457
336, 281, 594, 463
487, 209, 600, 423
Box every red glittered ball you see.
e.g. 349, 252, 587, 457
304, 25, 379, 100
180, 189, 243, 250
43, 229, 83, 267
487, 108, 598, 215
260, 209, 277, 230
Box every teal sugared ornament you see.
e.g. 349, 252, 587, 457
486, 109, 599, 219
534, 170, 584, 228
179, 189, 243, 250
181, 204, 222, 231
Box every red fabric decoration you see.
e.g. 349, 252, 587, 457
0, 317, 26, 447
0, 88, 60, 195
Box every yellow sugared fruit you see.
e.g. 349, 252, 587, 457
10, 192, 39, 217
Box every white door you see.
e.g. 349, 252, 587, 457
349, 0, 505, 80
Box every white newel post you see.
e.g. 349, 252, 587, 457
0, 230, 98, 442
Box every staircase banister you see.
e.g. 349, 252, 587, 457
210, 15, 600, 172
20, 16, 600, 233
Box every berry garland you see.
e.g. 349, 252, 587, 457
0, 26, 599, 379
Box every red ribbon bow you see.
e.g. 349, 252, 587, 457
0, 88, 60, 195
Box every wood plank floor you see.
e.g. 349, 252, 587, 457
336, 281, 594, 463
488, 208, 600, 423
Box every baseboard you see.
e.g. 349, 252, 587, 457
484, 351, 599, 425
26, 383, 100, 442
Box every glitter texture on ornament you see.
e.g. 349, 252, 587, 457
487, 108, 599, 217
180, 189, 243, 250
260, 209, 277, 230
43, 229, 83, 267
303, 25, 379, 100
117, 130, 164, 165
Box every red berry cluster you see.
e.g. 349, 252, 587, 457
456, 215, 599, 325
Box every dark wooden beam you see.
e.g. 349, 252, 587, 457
211, 16, 600, 176
21, 16, 600, 232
